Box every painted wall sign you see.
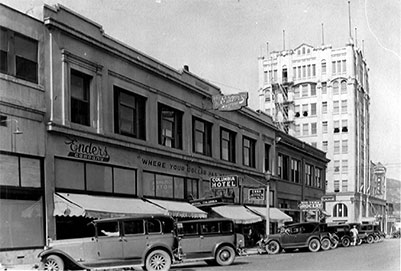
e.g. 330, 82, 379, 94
248, 189, 265, 200
321, 195, 336, 202
65, 138, 110, 162
212, 92, 248, 111
210, 175, 238, 189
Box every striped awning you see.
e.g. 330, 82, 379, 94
245, 205, 293, 222
54, 193, 167, 218
145, 198, 207, 219
211, 205, 262, 224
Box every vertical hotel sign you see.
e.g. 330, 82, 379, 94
65, 138, 110, 162
212, 92, 248, 111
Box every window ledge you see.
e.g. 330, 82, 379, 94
0, 73, 44, 92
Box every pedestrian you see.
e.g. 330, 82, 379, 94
350, 225, 358, 246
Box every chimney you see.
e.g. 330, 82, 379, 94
183, 65, 189, 72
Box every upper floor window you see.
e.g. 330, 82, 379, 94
342, 60, 347, 73
342, 180, 348, 192
243, 137, 255, 168
305, 164, 313, 186
342, 140, 348, 153
221, 128, 236, 162
311, 123, 317, 135
315, 168, 322, 188
321, 60, 327, 75
341, 80, 347, 93
264, 144, 271, 172
311, 103, 317, 115
334, 140, 340, 154
158, 104, 182, 149
333, 101, 340, 114
278, 153, 289, 180
332, 61, 336, 75
342, 119, 348, 132
302, 123, 308, 135
312, 64, 316, 76
322, 141, 328, 152
291, 158, 300, 183
0, 27, 38, 83
193, 118, 212, 156
114, 86, 146, 140
311, 84, 316, 96
302, 84, 308, 97
321, 82, 327, 94
294, 86, 300, 98
333, 81, 339, 95
71, 69, 91, 126
341, 100, 348, 114
322, 121, 328, 133
334, 180, 340, 193
322, 101, 327, 114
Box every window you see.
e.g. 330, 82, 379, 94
311, 123, 317, 135
0, 27, 38, 83
342, 120, 348, 132
292, 67, 296, 79
302, 104, 308, 116
311, 142, 317, 148
305, 164, 313, 186
124, 220, 144, 235
243, 136, 255, 168
302, 84, 308, 97
264, 144, 271, 172
297, 66, 301, 78
322, 102, 327, 114
71, 69, 91, 126
312, 64, 316, 76
334, 180, 340, 193
193, 118, 212, 156
311, 103, 317, 115
294, 86, 300, 98
291, 159, 300, 183
302, 66, 306, 77
334, 140, 340, 154
273, 70, 277, 81
321, 82, 327, 94
332, 61, 336, 74
114, 86, 146, 139
295, 104, 300, 117
147, 219, 162, 233
333, 203, 348, 217
334, 120, 340, 133
322, 121, 328, 133
342, 60, 346, 73
264, 71, 268, 83
158, 103, 182, 149
311, 84, 316, 96
307, 65, 311, 77
337, 61, 341, 74
221, 128, 236, 162
302, 123, 308, 135
295, 124, 300, 136
278, 154, 289, 180
333, 101, 339, 114
333, 81, 339, 95
341, 100, 348, 114
341, 80, 347, 93
322, 141, 328, 151
143, 172, 197, 199
342, 140, 348, 153
334, 160, 340, 173
321, 60, 326, 75
315, 168, 322, 188
342, 159, 348, 172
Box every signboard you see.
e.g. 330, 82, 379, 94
248, 189, 265, 200
65, 138, 110, 162
210, 175, 238, 189
321, 195, 336, 202
212, 92, 248, 111
298, 201, 322, 210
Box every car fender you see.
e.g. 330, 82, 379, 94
142, 243, 174, 263
306, 235, 321, 245
211, 242, 236, 257
38, 248, 87, 270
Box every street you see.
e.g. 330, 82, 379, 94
171, 239, 400, 271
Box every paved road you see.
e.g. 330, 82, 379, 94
172, 238, 400, 271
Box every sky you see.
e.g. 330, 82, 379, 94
2, 0, 400, 179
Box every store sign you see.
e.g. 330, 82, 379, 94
248, 189, 265, 200
210, 175, 238, 189
65, 138, 110, 162
321, 195, 336, 202
212, 92, 248, 111
298, 201, 322, 210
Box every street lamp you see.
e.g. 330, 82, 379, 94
0, 119, 23, 152
265, 170, 272, 236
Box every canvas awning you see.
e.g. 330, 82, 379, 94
211, 205, 263, 224
54, 193, 167, 219
245, 206, 293, 223
145, 198, 207, 219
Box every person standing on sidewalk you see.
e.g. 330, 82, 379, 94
350, 225, 358, 246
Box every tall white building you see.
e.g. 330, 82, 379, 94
258, 42, 371, 223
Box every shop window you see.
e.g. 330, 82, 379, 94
114, 167, 137, 195
158, 103, 182, 149
333, 203, 348, 217
193, 117, 212, 156
0, 27, 38, 83
55, 159, 85, 190
71, 69, 91, 126
243, 136, 256, 168
86, 163, 113, 193
114, 86, 146, 140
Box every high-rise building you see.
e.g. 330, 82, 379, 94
258, 41, 370, 224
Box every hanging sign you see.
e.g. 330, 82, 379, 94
210, 175, 238, 189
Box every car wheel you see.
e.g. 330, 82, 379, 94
374, 235, 380, 242
356, 238, 363, 246
341, 237, 351, 247
320, 238, 331, 251
265, 240, 281, 255
215, 246, 235, 266
145, 249, 171, 271
367, 235, 374, 244
330, 236, 339, 249
42, 255, 64, 271
308, 239, 321, 252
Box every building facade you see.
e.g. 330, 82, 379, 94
0, 3, 328, 266
258, 42, 370, 224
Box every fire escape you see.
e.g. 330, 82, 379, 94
272, 69, 294, 134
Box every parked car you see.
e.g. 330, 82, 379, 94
39, 215, 180, 271
264, 222, 332, 254
176, 218, 240, 266
326, 224, 354, 247
373, 225, 385, 242
348, 223, 376, 244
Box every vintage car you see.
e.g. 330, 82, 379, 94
264, 222, 332, 254
176, 218, 241, 266
326, 223, 354, 247
39, 215, 179, 271
348, 223, 377, 244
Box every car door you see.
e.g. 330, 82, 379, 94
121, 219, 147, 263
296, 224, 315, 246
281, 226, 299, 247
199, 221, 220, 257
96, 221, 124, 261
178, 222, 202, 259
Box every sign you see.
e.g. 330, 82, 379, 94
321, 195, 336, 202
298, 201, 322, 210
212, 92, 248, 111
248, 189, 265, 200
210, 175, 238, 189
65, 138, 110, 162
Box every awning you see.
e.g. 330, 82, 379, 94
211, 205, 263, 224
145, 198, 207, 219
245, 206, 293, 223
54, 193, 167, 219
